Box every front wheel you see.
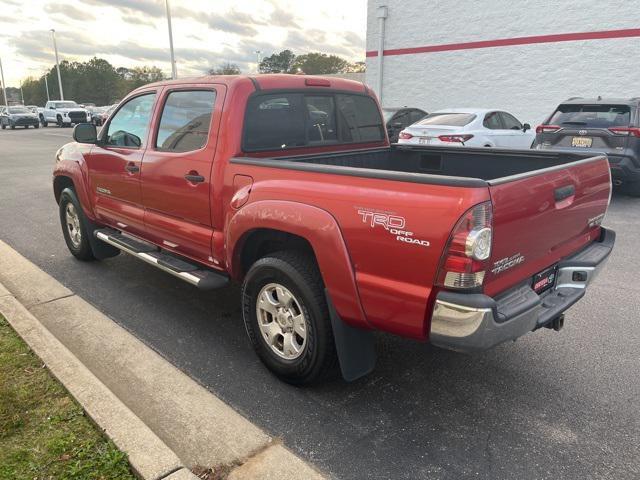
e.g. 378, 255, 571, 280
242, 251, 338, 385
57, 116, 63, 127
59, 188, 95, 261
34, 123, 40, 129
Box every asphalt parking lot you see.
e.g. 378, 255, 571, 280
0, 127, 638, 480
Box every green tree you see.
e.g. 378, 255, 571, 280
292, 53, 350, 75
259, 49, 296, 73
126, 66, 166, 92
348, 61, 366, 73
208, 63, 241, 75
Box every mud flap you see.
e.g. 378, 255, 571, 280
325, 290, 376, 382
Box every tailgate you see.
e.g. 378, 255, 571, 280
484, 156, 611, 297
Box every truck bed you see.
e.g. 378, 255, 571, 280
234, 145, 603, 187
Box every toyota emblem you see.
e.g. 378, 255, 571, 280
578, 129, 588, 135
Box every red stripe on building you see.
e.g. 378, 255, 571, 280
366, 28, 640, 57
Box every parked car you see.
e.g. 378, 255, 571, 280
533, 97, 640, 196
383, 107, 427, 142
92, 104, 116, 126
53, 75, 614, 385
1, 105, 40, 129
398, 108, 534, 148
40, 100, 91, 127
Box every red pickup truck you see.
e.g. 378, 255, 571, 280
53, 74, 615, 384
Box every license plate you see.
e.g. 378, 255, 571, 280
418, 137, 432, 145
532, 265, 558, 294
571, 137, 593, 148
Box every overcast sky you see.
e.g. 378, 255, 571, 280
0, 0, 367, 87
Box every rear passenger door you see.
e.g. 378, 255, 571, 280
141, 86, 224, 264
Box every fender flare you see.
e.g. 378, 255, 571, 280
226, 200, 371, 330
53, 155, 96, 222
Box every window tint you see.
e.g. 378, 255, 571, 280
548, 104, 631, 128
418, 113, 476, 127
483, 112, 503, 130
500, 112, 522, 130
105, 94, 155, 148
156, 90, 216, 152
409, 110, 426, 123
243, 92, 384, 151
391, 111, 409, 126
305, 95, 338, 143
336, 94, 384, 142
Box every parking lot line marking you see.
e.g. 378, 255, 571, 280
43, 133, 72, 138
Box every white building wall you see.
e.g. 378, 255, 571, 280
366, 1, 640, 125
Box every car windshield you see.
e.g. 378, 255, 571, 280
54, 102, 78, 109
417, 113, 476, 126
549, 104, 631, 128
9, 107, 29, 114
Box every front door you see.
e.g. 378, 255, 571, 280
87, 92, 157, 236
140, 86, 223, 264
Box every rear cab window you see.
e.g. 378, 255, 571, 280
549, 104, 632, 128
242, 91, 384, 152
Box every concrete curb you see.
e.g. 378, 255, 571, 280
0, 239, 325, 480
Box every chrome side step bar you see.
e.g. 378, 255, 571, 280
94, 228, 229, 290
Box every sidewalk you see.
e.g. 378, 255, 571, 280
0, 239, 325, 480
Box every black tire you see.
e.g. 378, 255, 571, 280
10, 123, 15, 130
34, 123, 39, 129
1, 123, 5, 130
57, 115, 63, 127
59, 188, 95, 261
242, 251, 338, 385
41, 116, 48, 127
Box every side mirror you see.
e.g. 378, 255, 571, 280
73, 123, 98, 144
523, 123, 531, 132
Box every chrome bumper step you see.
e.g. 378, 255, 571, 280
94, 228, 229, 290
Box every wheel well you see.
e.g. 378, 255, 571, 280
53, 176, 74, 203
239, 229, 316, 278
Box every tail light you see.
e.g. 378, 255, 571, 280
399, 131, 413, 140
436, 202, 493, 290
438, 134, 473, 143
536, 125, 561, 134
608, 127, 640, 137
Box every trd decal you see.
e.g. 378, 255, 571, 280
96, 187, 111, 195
491, 253, 525, 274
357, 209, 430, 248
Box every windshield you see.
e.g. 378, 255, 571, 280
417, 113, 476, 127
549, 104, 631, 128
9, 107, 29, 114
53, 102, 79, 109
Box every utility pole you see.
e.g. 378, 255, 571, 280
44, 73, 50, 102
20, 83, 24, 104
164, 0, 177, 79
0, 57, 8, 108
50, 29, 64, 100
255, 50, 262, 73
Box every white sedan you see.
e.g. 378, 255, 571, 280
397, 108, 535, 148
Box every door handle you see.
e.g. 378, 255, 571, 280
554, 184, 575, 202
125, 163, 139, 173
184, 173, 205, 183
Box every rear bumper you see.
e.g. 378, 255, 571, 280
429, 228, 615, 353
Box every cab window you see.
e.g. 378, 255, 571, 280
156, 90, 216, 152
105, 93, 156, 148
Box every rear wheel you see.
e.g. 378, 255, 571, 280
59, 188, 95, 261
242, 251, 338, 385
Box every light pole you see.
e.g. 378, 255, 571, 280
0, 57, 8, 108
164, 0, 177, 79
50, 29, 64, 100
255, 50, 262, 73
20, 83, 24, 104
44, 73, 50, 102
